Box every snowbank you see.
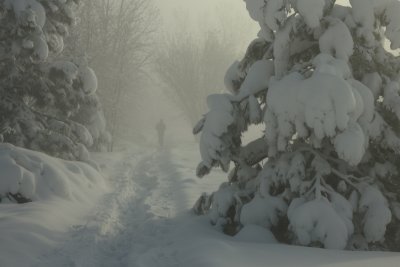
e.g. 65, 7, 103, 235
0, 144, 107, 267
0, 143, 105, 202
2, 141, 399, 267
136, 200, 400, 267
135, 143, 400, 267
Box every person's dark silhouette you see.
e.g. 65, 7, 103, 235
156, 119, 166, 148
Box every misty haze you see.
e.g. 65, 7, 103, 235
1, 0, 400, 266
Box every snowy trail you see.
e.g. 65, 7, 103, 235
30, 144, 400, 267
33, 148, 183, 267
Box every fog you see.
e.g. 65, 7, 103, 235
4, 1, 400, 262
138, 0, 352, 146
94, 0, 353, 147
135, 0, 260, 146
155, 0, 255, 32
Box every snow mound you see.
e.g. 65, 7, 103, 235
235, 224, 277, 244
240, 194, 287, 228
288, 198, 353, 249
0, 143, 107, 267
358, 185, 392, 242
0, 143, 105, 202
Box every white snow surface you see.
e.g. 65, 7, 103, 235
240, 194, 287, 228
288, 198, 353, 249
359, 185, 392, 243
0, 144, 104, 201
0, 144, 107, 267
234, 224, 278, 244
1, 142, 400, 266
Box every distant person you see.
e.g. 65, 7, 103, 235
156, 119, 166, 148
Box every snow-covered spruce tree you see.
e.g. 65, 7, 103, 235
193, 0, 400, 251
71, 90, 111, 152
0, 0, 103, 161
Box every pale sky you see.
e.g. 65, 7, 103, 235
155, 0, 249, 23
148, 0, 351, 143
154, 0, 350, 39
154, 0, 257, 33
155, 0, 350, 28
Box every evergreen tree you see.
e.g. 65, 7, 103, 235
0, 0, 106, 160
194, 0, 400, 251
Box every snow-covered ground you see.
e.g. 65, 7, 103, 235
0, 144, 108, 267
1, 142, 400, 267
